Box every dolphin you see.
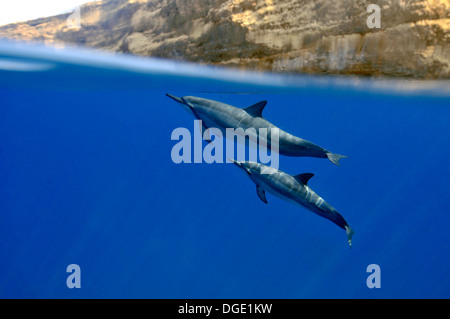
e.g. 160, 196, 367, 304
166, 94, 346, 165
230, 159, 354, 247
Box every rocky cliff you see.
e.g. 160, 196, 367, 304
0, 0, 449, 78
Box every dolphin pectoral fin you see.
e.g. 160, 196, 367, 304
244, 101, 267, 118
256, 185, 268, 204
199, 120, 211, 141
345, 225, 354, 248
200, 123, 223, 142
326, 152, 347, 166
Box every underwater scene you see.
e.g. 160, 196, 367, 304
0, 40, 449, 299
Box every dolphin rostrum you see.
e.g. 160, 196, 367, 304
166, 94, 346, 165
230, 160, 354, 247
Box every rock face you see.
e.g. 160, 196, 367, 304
0, 0, 449, 78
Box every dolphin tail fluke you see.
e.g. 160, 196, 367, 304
344, 225, 354, 248
327, 152, 347, 166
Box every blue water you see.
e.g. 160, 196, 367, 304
0, 41, 449, 298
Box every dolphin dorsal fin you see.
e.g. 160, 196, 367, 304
244, 101, 267, 118
294, 173, 314, 185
